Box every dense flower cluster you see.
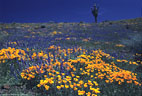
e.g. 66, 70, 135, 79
20, 46, 141, 95
0, 47, 26, 63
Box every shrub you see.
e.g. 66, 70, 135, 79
41, 25, 46, 28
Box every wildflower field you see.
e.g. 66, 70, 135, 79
0, 18, 142, 96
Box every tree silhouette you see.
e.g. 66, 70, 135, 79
91, 3, 99, 23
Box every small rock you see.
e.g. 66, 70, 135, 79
1, 85, 10, 90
